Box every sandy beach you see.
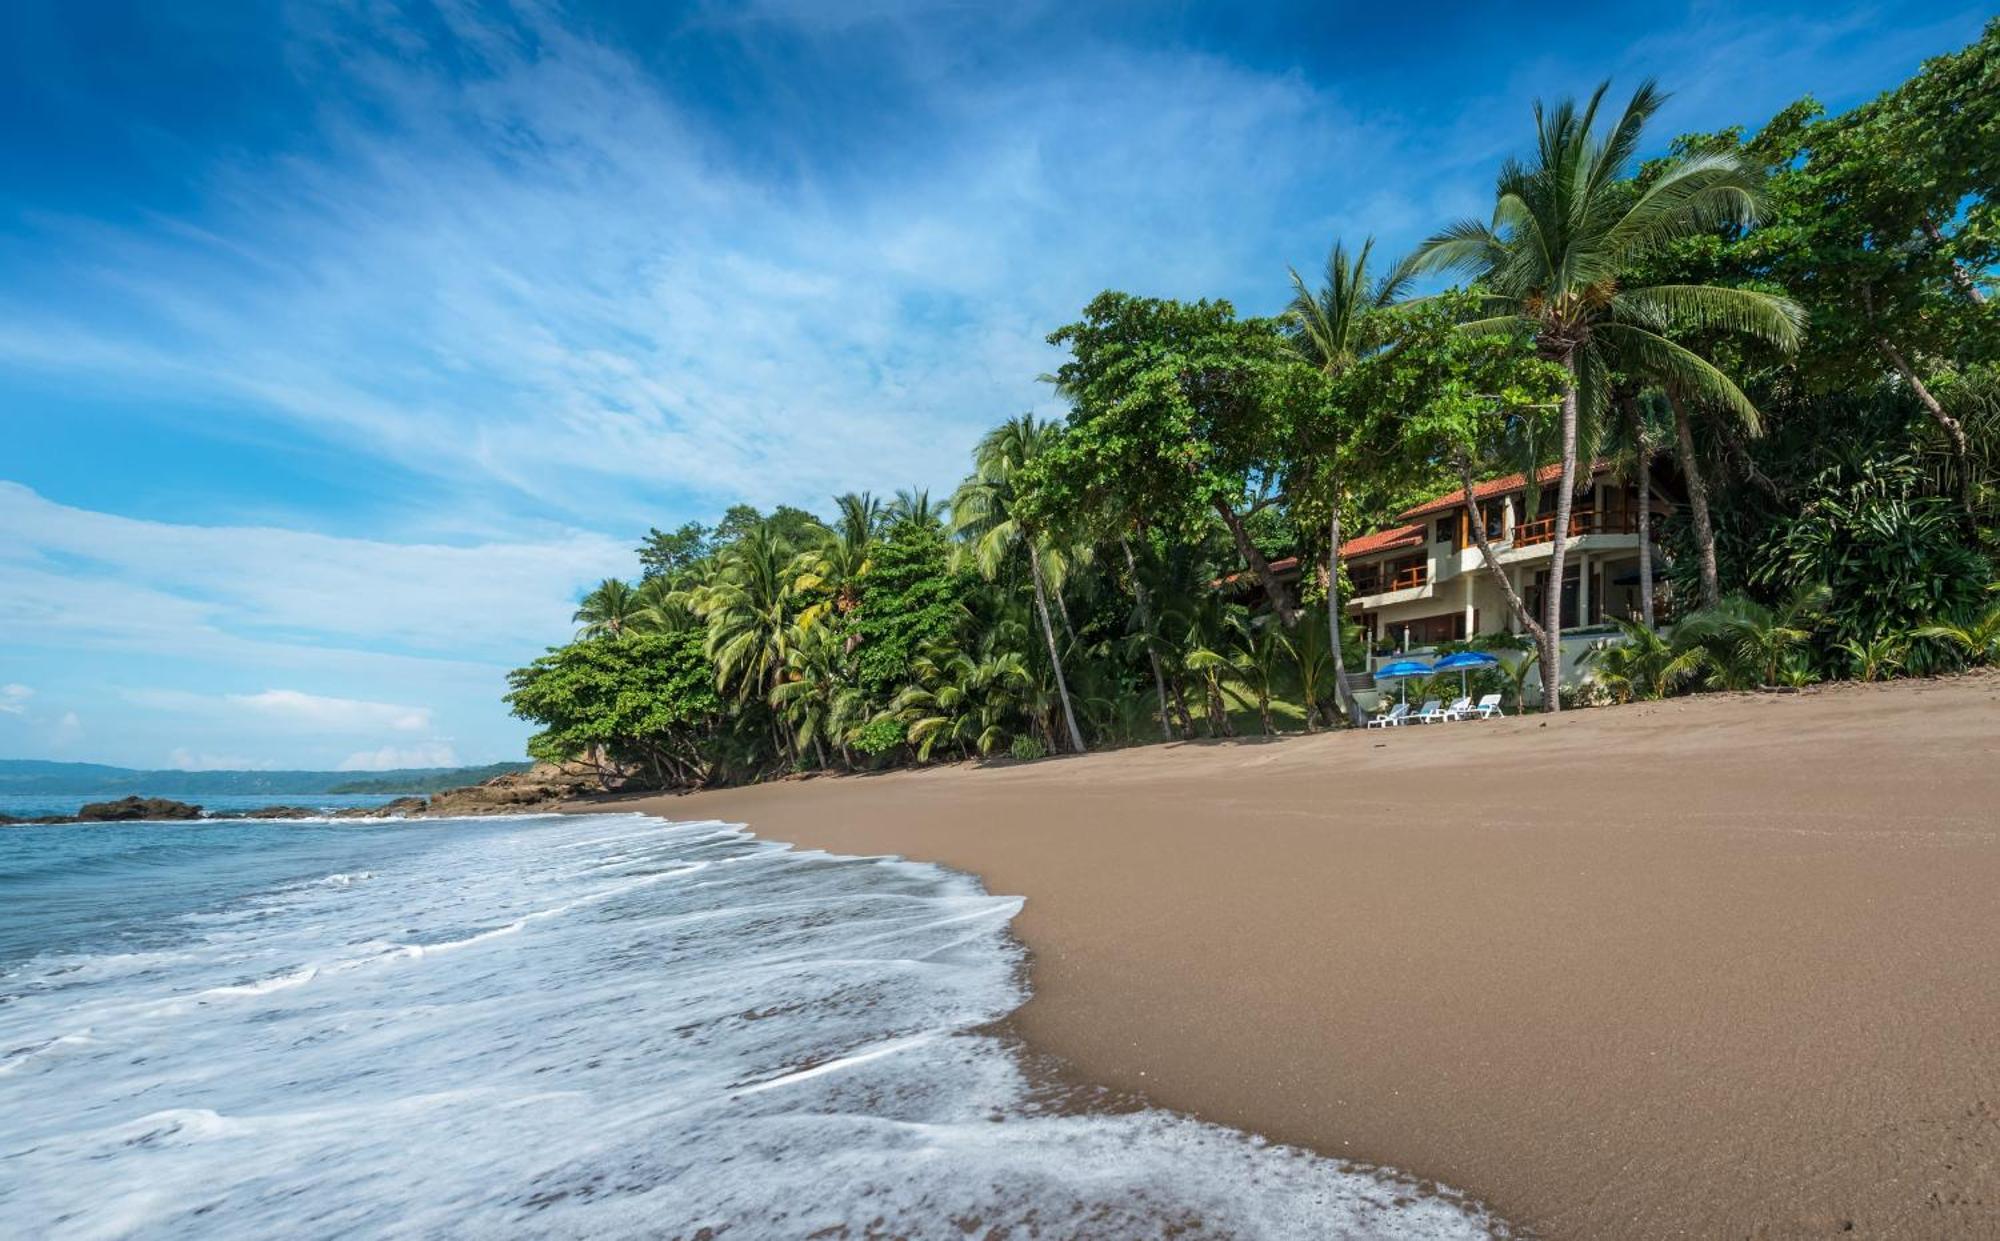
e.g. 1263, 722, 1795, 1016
585, 674, 2000, 1238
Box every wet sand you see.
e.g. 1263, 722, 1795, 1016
583, 674, 2000, 1238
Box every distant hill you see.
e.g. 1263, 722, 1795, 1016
0, 759, 532, 796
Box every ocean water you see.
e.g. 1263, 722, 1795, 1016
0, 792, 408, 821
0, 812, 1502, 1239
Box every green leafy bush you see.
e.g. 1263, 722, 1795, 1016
852, 717, 907, 757
1008, 735, 1046, 762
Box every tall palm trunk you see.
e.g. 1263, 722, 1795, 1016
1623, 395, 1656, 628
1667, 387, 1722, 610
1539, 347, 1581, 714
1326, 504, 1350, 726
1121, 537, 1175, 741
1028, 540, 1086, 754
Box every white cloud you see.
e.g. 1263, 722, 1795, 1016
0, 483, 627, 665
51, 712, 83, 747
0, 684, 30, 715
338, 743, 461, 772
226, 689, 432, 734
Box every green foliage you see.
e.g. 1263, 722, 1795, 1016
1008, 735, 1046, 762
1748, 452, 1988, 671
504, 632, 721, 786
636, 522, 713, 582
1580, 619, 1707, 702
851, 717, 907, 758
504, 33, 1999, 789
1673, 586, 1830, 689
849, 520, 970, 698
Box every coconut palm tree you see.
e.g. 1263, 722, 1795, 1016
888, 487, 948, 532
796, 491, 882, 630
950, 415, 1087, 754
687, 519, 812, 704
573, 578, 642, 639
1413, 80, 1805, 708
1580, 617, 1705, 700
889, 644, 1034, 762
1912, 595, 2000, 664
1675, 585, 1830, 689
1286, 238, 1415, 720
1836, 634, 1906, 681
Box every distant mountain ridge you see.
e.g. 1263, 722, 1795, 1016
0, 759, 532, 796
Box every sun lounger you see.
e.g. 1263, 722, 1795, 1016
1469, 693, 1502, 719
1410, 699, 1447, 724
1365, 702, 1409, 728
1443, 695, 1473, 720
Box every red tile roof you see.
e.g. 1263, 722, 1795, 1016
1396, 459, 1613, 521
1337, 523, 1426, 559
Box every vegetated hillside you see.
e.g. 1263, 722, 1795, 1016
0, 760, 531, 796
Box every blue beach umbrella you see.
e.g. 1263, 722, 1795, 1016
1372, 658, 1433, 706
1431, 649, 1500, 697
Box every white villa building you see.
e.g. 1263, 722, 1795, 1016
1337, 460, 1676, 686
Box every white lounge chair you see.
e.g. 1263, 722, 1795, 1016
1366, 702, 1409, 728
1468, 693, 1502, 719
1410, 699, 1447, 724
1442, 695, 1473, 720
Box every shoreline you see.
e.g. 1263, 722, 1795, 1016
578, 673, 2000, 1238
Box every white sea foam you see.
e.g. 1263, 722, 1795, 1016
0, 812, 1506, 1238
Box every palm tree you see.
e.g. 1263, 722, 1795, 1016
890, 644, 1034, 761
1223, 612, 1283, 735
1675, 585, 1829, 689
1912, 595, 2000, 664
950, 415, 1088, 754
1836, 634, 1906, 682
573, 578, 642, 639
1606, 391, 1671, 627
632, 574, 698, 635
1414, 80, 1804, 709
796, 491, 881, 630
1580, 617, 1705, 700
1286, 237, 1414, 720
687, 519, 812, 705
888, 487, 947, 532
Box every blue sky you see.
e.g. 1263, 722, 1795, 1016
0, 0, 1985, 771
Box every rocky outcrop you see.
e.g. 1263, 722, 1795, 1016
75, 796, 205, 822
222, 805, 320, 820
324, 761, 617, 820
332, 796, 428, 819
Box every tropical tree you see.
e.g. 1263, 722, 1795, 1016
1675, 585, 1830, 689
889, 645, 1034, 761
951, 414, 1087, 754
1041, 292, 1313, 624
1912, 595, 2000, 664
1285, 236, 1416, 715
685, 519, 812, 704
1580, 618, 1706, 701
1414, 79, 1805, 700
573, 578, 643, 639
1837, 635, 1906, 682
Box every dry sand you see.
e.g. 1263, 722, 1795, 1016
584, 674, 2000, 1238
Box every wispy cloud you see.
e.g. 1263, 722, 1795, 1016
337, 742, 462, 773
0, 684, 30, 715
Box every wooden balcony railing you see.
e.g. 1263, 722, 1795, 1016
1351, 562, 1430, 595
1512, 509, 1645, 546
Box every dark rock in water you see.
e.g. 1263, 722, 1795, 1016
0, 812, 21, 826
74, 796, 204, 822
332, 796, 429, 819
219, 805, 320, 820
